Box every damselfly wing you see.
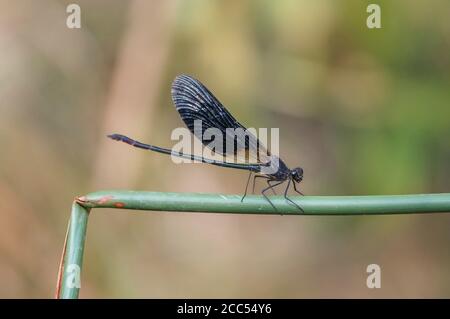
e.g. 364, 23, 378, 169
171, 75, 270, 165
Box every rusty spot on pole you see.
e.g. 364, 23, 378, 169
97, 195, 114, 204
76, 196, 86, 203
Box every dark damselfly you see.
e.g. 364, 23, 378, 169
108, 75, 304, 211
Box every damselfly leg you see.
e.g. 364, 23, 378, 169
284, 179, 304, 212
241, 171, 253, 202
261, 180, 285, 212
293, 181, 304, 196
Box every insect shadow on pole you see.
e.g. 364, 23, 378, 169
108, 74, 304, 213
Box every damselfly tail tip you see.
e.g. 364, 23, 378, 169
107, 133, 123, 141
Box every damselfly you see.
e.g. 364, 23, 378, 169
108, 75, 304, 211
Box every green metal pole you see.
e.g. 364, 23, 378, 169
57, 202, 90, 299
78, 191, 450, 215
57, 191, 450, 298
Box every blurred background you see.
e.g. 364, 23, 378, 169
0, 0, 449, 298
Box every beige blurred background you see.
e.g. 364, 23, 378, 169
0, 0, 449, 298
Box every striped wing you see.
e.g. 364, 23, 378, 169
171, 75, 270, 164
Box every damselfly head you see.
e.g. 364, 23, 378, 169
291, 167, 303, 183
